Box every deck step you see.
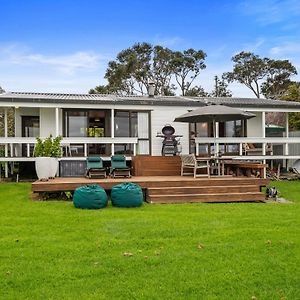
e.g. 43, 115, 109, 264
143, 178, 268, 188
147, 185, 259, 195
147, 192, 265, 203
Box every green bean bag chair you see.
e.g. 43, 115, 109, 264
73, 184, 108, 209
111, 182, 143, 208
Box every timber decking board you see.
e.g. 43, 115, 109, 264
32, 176, 268, 193
148, 192, 265, 203
147, 185, 260, 195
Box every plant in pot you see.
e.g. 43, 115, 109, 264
34, 135, 63, 180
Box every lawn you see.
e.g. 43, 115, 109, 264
0, 182, 299, 300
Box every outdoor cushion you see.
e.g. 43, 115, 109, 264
73, 184, 108, 209
87, 156, 101, 162
112, 155, 125, 162
111, 182, 143, 208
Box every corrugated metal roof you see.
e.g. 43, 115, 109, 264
0, 91, 299, 109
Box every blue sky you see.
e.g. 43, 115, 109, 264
0, 0, 299, 97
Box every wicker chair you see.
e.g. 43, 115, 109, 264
180, 154, 210, 178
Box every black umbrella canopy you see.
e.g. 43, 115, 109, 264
174, 105, 255, 123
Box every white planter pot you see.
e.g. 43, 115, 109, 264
35, 157, 51, 180
48, 158, 59, 178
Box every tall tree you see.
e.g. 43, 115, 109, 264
261, 59, 297, 99
89, 85, 112, 94
210, 76, 232, 97
223, 51, 297, 99
185, 85, 209, 97
0, 86, 4, 94
281, 83, 300, 130
171, 49, 206, 96
152, 46, 175, 95
223, 52, 268, 98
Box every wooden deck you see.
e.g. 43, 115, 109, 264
32, 176, 268, 203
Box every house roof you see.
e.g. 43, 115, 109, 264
0, 91, 300, 109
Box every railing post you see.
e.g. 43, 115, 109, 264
239, 143, 243, 156
27, 144, 30, 157
262, 111, 266, 138
285, 112, 289, 156
111, 109, 115, 156
84, 143, 87, 157
4, 108, 8, 158
10, 144, 13, 157
133, 143, 136, 156
55, 107, 59, 137
262, 142, 266, 156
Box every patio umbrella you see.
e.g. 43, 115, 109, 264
174, 104, 256, 156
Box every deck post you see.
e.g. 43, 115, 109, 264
111, 108, 115, 155
262, 111, 266, 138
4, 108, 9, 178
55, 107, 59, 137
285, 112, 289, 155
215, 121, 219, 155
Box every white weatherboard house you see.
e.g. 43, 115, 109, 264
1, 91, 300, 178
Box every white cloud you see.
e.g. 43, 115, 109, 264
0, 44, 105, 74
240, 0, 300, 25
152, 36, 183, 48
270, 42, 300, 55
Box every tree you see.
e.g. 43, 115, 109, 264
223, 51, 297, 99
90, 43, 207, 96
185, 85, 209, 97
152, 46, 175, 95
171, 49, 206, 96
210, 76, 232, 97
281, 83, 300, 130
89, 85, 112, 94
223, 52, 268, 98
0, 86, 4, 94
261, 59, 297, 99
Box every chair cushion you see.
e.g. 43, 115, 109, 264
87, 156, 101, 162
112, 155, 125, 162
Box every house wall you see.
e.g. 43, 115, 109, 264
247, 112, 263, 137
15, 107, 40, 137
150, 107, 190, 155
39, 108, 62, 137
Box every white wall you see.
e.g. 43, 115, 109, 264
15, 107, 39, 137
247, 112, 263, 137
150, 107, 190, 155
40, 108, 62, 137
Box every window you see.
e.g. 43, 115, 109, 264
114, 110, 150, 155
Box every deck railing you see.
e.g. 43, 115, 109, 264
194, 137, 300, 160
0, 137, 138, 160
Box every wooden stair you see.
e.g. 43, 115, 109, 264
146, 181, 266, 203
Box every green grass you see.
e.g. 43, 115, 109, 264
0, 182, 299, 300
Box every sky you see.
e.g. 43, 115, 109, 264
0, 0, 299, 97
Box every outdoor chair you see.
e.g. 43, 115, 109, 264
180, 154, 210, 178
85, 156, 107, 179
110, 155, 131, 178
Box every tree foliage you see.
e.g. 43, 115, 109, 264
185, 85, 209, 97
261, 59, 297, 99
223, 51, 297, 98
211, 76, 232, 97
171, 49, 206, 96
281, 83, 300, 130
90, 42, 207, 96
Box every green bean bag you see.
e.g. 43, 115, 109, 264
111, 182, 143, 208
73, 184, 108, 209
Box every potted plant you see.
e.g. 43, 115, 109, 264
34, 135, 63, 180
